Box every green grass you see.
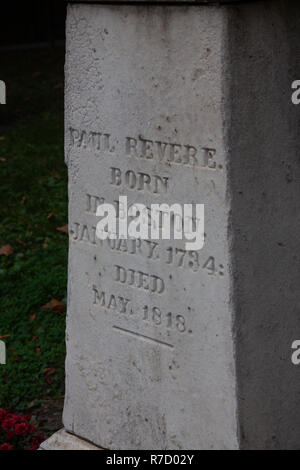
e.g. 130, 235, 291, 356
0, 47, 67, 411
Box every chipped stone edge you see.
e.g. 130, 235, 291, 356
40, 429, 102, 450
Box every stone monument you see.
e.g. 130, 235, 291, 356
41, 0, 300, 450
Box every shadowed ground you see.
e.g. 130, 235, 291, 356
0, 46, 67, 439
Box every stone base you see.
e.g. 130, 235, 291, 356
40, 429, 101, 451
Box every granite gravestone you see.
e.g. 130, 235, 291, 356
41, 0, 300, 450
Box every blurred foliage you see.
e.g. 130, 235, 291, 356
0, 47, 67, 411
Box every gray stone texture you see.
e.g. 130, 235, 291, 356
40, 429, 100, 450
63, 0, 300, 449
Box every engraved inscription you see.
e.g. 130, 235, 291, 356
69, 128, 222, 170
69, 220, 224, 276
112, 326, 174, 349
110, 167, 169, 195
69, 125, 223, 348
114, 265, 165, 294
126, 136, 219, 169
69, 128, 115, 153
92, 286, 190, 338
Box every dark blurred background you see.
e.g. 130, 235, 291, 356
0, 1, 68, 447
0, 1, 66, 48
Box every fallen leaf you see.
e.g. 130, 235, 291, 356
42, 298, 66, 314
0, 157, 7, 162
30, 336, 38, 343
43, 243, 48, 249
16, 238, 26, 246
21, 196, 27, 204
47, 212, 56, 220
53, 172, 60, 179
51, 299, 66, 314
12, 349, 20, 361
29, 314, 36, 322
0, 334, 10, 340
44, 368, 56, 377
42, 301, 52, 310
56, 225, 68, 234
0, 244, 14, 256
36, 347, 41, 355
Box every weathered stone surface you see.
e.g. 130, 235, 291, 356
226, 0, 300, 450
64, 3, 237, 450
40, 429, 100, 450
62, 0, 300, 450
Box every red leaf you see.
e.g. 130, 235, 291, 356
0, 245, 14, 256
42, 299, 66, 314
56, 225, 68, 234
44, 367, 56, 377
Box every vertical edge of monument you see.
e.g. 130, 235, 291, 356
226, 0, 300, 450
